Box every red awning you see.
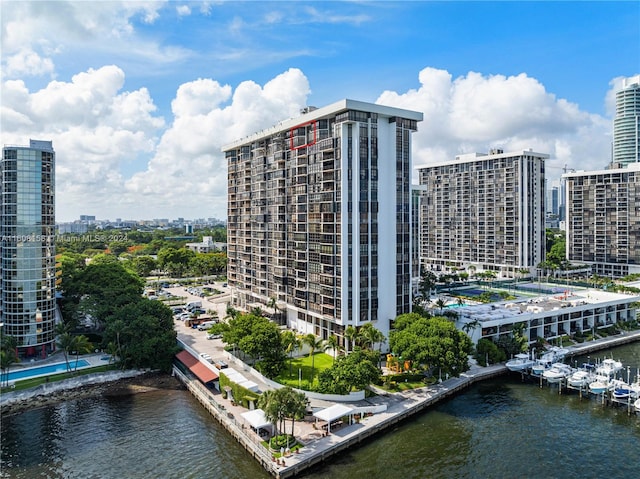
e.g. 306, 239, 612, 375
176, 350, 218, 383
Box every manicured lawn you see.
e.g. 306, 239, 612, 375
276, 352, 334, 389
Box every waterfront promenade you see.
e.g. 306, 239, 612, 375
175, 329, 640, 479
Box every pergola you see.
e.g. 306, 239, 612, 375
241, 409, 273, 437
313, 404, 354, 433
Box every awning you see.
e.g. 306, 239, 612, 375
176, 350, 219, 383
314, 404, 354, 423
241, 409, 272, 431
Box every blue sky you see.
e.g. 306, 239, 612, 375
1, 1, 639, 221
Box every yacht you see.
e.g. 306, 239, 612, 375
543, 363, 574, 383
506, 353, 535, 372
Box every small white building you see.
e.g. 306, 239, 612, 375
185, 236, 227, 253
455, 288, 639, 346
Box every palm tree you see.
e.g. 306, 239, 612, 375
0, 335, 19, 387
359, 323, 384, 351
462, 319, 481, 335
72, 335, 93, 371
303, 334, 324, 383
259, 389, 283, 447
434, 297, 447, 316
282, 387, 307, 448
324, 335, 342, 362
57, 331, 76, 372
267, 297, 279, 321
344, 325, 358, 354
282, 330, 301, 376
225, 304, 239, 321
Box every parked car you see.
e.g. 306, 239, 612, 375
199, 353, 213, 363
206, 333, 222, 340
215, 360, 228, 369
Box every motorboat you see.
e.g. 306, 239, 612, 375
567, 370, 594, 388
634, 398, 640, 413
531, 357, 553, 376
595, 358, 623, 377
531, 348, 567, 376
506, 353, 536, 372
589, 375, 613, 394
543, 363, 574, 383
612, 381, 640, 400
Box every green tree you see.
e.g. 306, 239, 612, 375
0, 335, 19, 387
303, 334, 325, 382
389, 314, 473, 377
132, 255, 157, 277
475, 338, 506, 366
72, 335, 94, 371
103, 299, 178, 372
344, 325, 358, 354
317, 348, 381, 394
282, 330, 302, 374
324, 335, 342, 362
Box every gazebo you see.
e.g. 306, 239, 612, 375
313, 404, 354, 433
241, 409, 273, 438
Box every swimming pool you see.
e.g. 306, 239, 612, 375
6, 359, 91, 382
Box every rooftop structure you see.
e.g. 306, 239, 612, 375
455, 287, 638, 346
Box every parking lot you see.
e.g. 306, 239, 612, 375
165, 282, 232, 365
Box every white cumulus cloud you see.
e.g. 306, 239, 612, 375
377, 67, 612, 179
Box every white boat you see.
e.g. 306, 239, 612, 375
506, 353, 535, 372
543, 363, 574, 383
612, 381, 640, 400
589, 375, 613, 394
634, 398, 640, 413
531, 348, 567, 376
595, 358, 623, 377
567, 369, 594, 388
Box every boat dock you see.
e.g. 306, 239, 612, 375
173, 362, 507, 479
175, 330, 640, 478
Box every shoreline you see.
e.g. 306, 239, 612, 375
0, 371, 183, 417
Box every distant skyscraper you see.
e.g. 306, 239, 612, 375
418, 149, 547, 277
223, 99, 422, 347
1, 140, 56, 359
612, 75, 640, 166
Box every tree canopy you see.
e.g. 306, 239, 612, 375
317, 348, 380, 394
389, 313, 473, 377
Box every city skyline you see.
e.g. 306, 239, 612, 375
1, 1, 638, 221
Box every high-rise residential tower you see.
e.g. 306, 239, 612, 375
418, 149, 547, 278
612, 75, 640, 167
1, 140, 56, 359
223, 100, 422, 347
564, 163, 640, 278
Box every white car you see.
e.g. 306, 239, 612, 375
206, 333, 222, 340
199, 352, 213, 363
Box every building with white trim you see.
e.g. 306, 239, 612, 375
222, 100, 422, 348
613, 75, 640, 167
455, 288, 638, 346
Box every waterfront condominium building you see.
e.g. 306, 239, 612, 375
563, 163, 640, 278
223, 100, 422, 347
1, 140, 57, 359
418, 149, 547, 278
612, 75, 640, 167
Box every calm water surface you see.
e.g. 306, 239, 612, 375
2, 343, 639, 479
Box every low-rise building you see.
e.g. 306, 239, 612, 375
455, 288, 638, 346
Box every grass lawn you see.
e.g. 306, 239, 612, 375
276, 352, 334, 389
377, 376, 437, 392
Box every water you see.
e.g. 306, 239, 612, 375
2, 344, 639, 479
5, 360, 91, 382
